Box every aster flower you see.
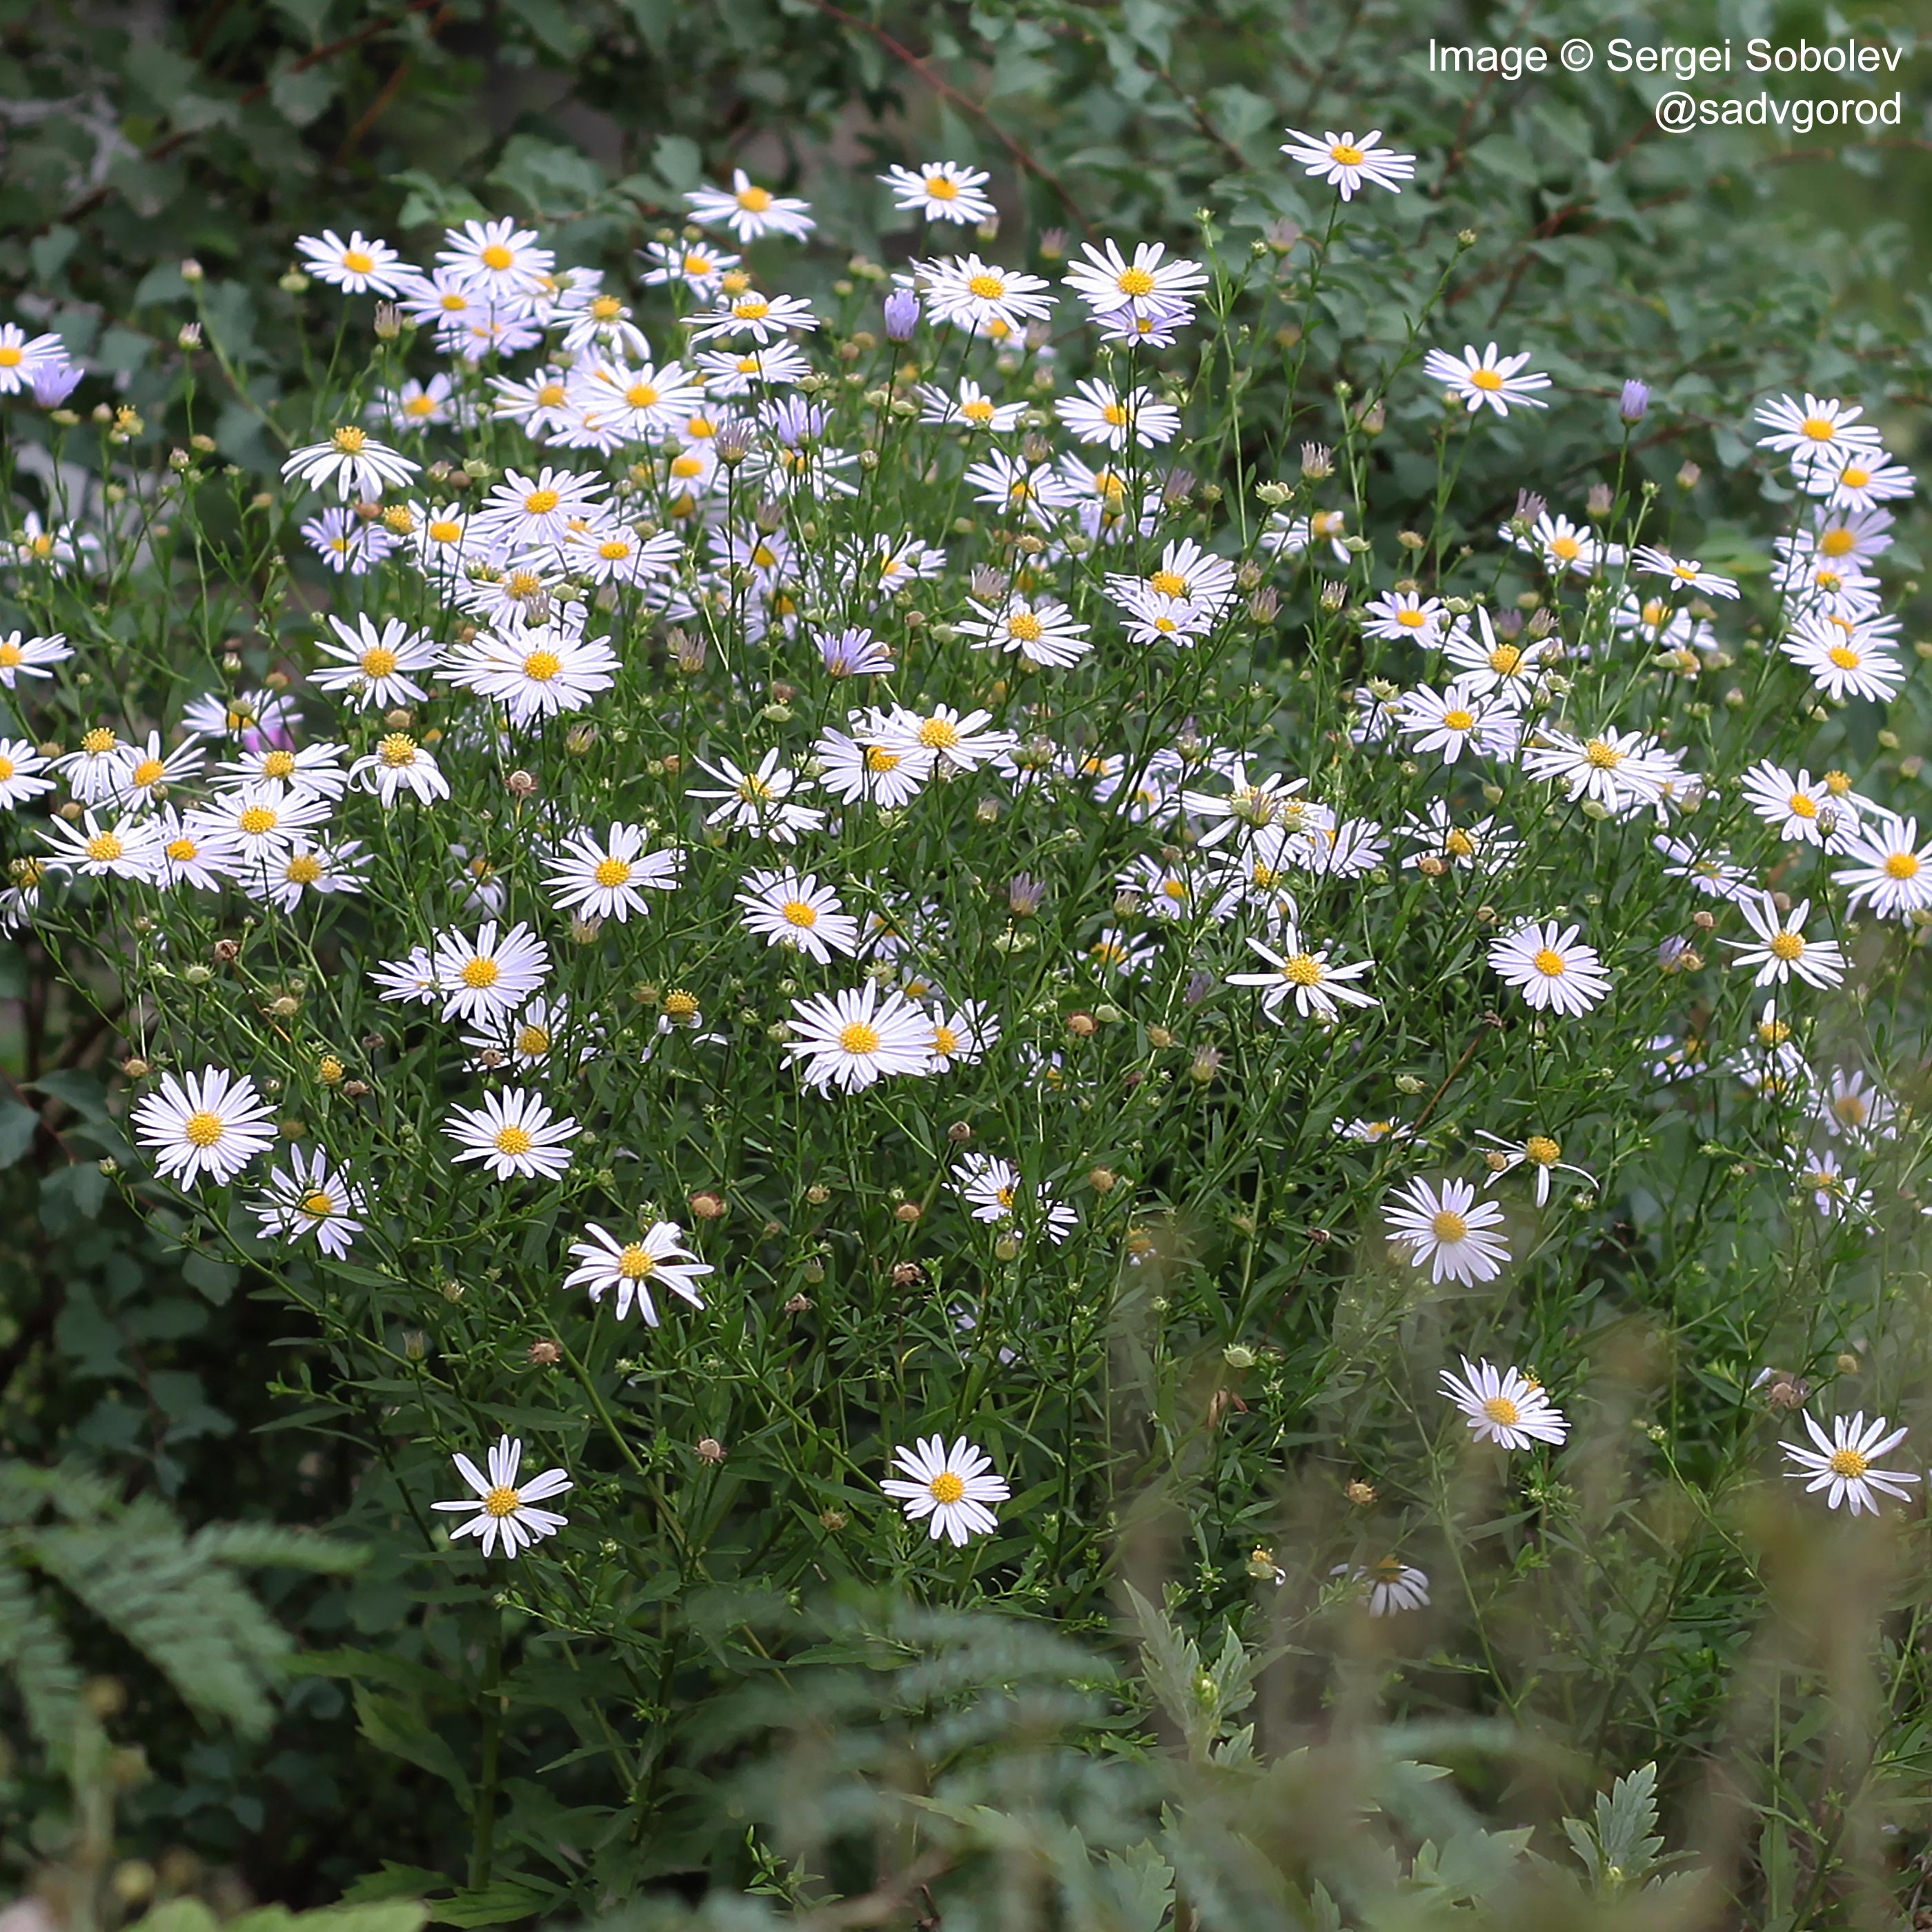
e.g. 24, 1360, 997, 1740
685, 170, 816, 242
880, 1435, 1009, 1545
1279, 126, 1415, 199
1225, 925, 1377, 1023
431, 920, 551, 1025
1754, 392, 1885, 470
435, 216, 555, 296
444, 1087, 578, 1181
1630, 545, 1739, 600
0, 629, 74, 689
1062, 238, 1209, 320
737, 867, 862, 963
1440, 1357, 1568, 1449
37, 810, 162, 880
1725, 893, 1846, 991
251, 1147, 367, 1258
1780, 618, 1906, 703
783, 983, 933, 1092
1384, 1178, 1511, 1285
432, 1435, 571, 1557
1488, 920, 1612, 1018
544, 823, 681, 923
689, 749, 827, 843
0, 323, 70, 395
1421, 342, 1551, 416
1832, 815, 1932, 923
956, 594, 1092, 669
562, 1221, 713, 1325
1474, 1130, 1594, 1208
349, 732, 450, 805
0, 738, 55, 809
1782, 1412, 1918, 1515
281, 426, 419, 499
879, 161, 996, 224
131, 1067, 277, 1186
440, 627, 620, 727
312, 613, 439, 709
918, 254, 1057, 334
1332, 1558, 1432, 1615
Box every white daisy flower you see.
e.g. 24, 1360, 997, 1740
880, 1435, 1009, 1545
1812, 1069, 1897, 1145
1474, 1130, 1594, 1208
0, 738, 55, 809
1439, 1357, 1568, 1449
879, 161, 996, 224
131, 1067, 277, 1186
460, 995, 586, 1074
1738, 760, 1863, 849
689, 749, 827, 842
918, 253, 1057, 334
431, 919, 550, 1025
1793, 1150, 1873, 1223
1796, 447, 1916, 511
1754, 392, 1885, 470
1779, 619, 1906, 703
310, 614, 439, 708
440, 627, 620, 727
1226, 925, 1377, 1023
1503, 510, 1617, 578
544, 823, 681, 923
1396, 679, 1523, 765
1831, 814, 1932, 923
256, 838, 366, 913
296, 228, 415, 295
1782, 1412, 1918, 1515
38, 809, 163, 880
563, 1220, 713, 1325
0, 322, 70, 393
444, 1087, 578, 1181
1726, 893, 1846, 990
1279, 126, 1415, 199
1054, 378, 1181, 451
955, 1152, 1078, 1245
813, 718, 934, 808
927, 1000, 999, 1070
1362, 589, 1449, 644
0, 629, 74, 689
685, 170, 816, 242
149, 808, 237, 891
956, 594, 1092, 669
1653, 836, 1748, 901
52, 726, 135, 803
432, 1435, 571, 1557
638, 238, 740, 293
1062, 238, 1209, 319
737, 867, 862, 963
1384, 1178, 1511, 1285
280, 426, 419, 500
1519, 725, 1676, 817
782, 983, 933, 1092
1421, 342, 1551, 416
251, 1147, 366, 1258
349, 731, 450, 805
1630, 544, 1739, 600
685, 290, 820, 345
435, 217, 555, 296
1332, 1558, 1432, 1615
211, 738, 348, 804
1488, 920, 1611, 1018
880, 704, 1015, 776
917, 377, 1026, 433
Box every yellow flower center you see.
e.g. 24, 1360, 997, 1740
184, 1110, 225, 1147
1115, 265, 1156, 297
0, 642, 22, 667
1584, 738, 1623, 769
734, 297, 769, 320
683, 251, 713, 275
460, 957, 500, 989
1470, 368, 1504, 391
966, 273, 1007, 300
406, 393, 436, 417
482, 1483, 521, 1516
493, 1124, 533, 1156
735, 185, 773, 212
83, 728, 117, 753
524, 488, 561, 515
1818, 527, 1856, 558
1532, 947, 1567, 977
515, 1024, 551, 1057
428, 519, 462, 544
1768, 932, 1805, 960
285, 854, 322, 884
664, 989, 700, 1019
359, 647, 400, 678
331, 426, 366, 453
591, 295, 624, 319
1102, 402, 1129, 426
1397, 607, 1426, 627
1281, 952, 1323, 986
259, 750, 296, 778
782, 899, 818, 927
1884, 852, 1920, 880
238, 806, 277, 835
0, 346, 22, 368
130, 757, 166, 787
925, 175, 960, 199
589, 857, 632, 890
299, 1189, 335, 1216
1800, 415, 1835, 442
931, 1024, 960, 1055
1828, 1448, 1869, 1479
928, 1471, 966, 1504
1550, 535, 1581, 560
166, 834, 199, 863
1481, 1394, 1520, 1425
1007, 611, 1044, 643
85, 831, 124, 862
1524, 1135, 1561, 1165
1149, 569, 1188, 598
1826, 645, 1860, 669
480, 244, 515, 270
838, 1021, 881, 1054
379, 733, 418, 767
1431, 1209, 1468, 1243
616, 1243, 658, 1279
1443, 708, 1475, 732
1446, 829, 1475, 857
1840, 465, 1871, 488
1788, 792, 1817, 817
522, 650, 562, 682
918, 717, 960, 749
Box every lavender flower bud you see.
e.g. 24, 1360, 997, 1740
1619, 378, 1650, 423
31, 361, 83, 408
882, 289, 919, 341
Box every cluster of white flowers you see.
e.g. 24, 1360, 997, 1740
6, 119, 1928, 1579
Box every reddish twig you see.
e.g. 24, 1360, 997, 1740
796, 0, 1095, 235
